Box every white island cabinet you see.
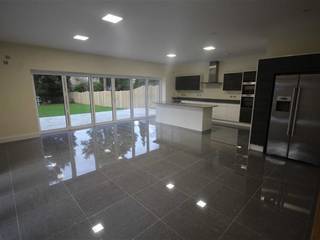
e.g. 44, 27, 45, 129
155, 103, 212, 132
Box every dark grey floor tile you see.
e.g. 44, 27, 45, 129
0, 193, 20, 240
73, 180, 126, 216
19, 196, 85, 240
134, 182, 188, 218
193, 181, 251, 218
135, 221, 183, 240
89, 197, 157, 239
0, 165, 12, 197
183, 158, 228, 181
162, 170, 211, 196
113, 170, 158, 194
64, 171, 109, 194
217, 169, 262, 195
48, 220, 95, 240
146, 146, 175, 161
98, 160, 137, 180
15, 182, 69, 215
141, 160, 182, 179
11, 163, 57, 192
237, 191, 312, 240
164, 150, 199, 168
268, 161, 320, 189
163, 199, 231, 240
221, 223, 266, 240
127, 153, 163, 169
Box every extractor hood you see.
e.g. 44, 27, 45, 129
203, 61, 220, 84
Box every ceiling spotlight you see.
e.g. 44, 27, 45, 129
102, 14, 123, 24
166, 183, 175, 190
166, 53, 176, 58
73, 35, 89, 41
118, 156, 123, 160
104, 149, 111, 153
236, 145, 242, 149
92, 223, 104, 233
196, 200, 207, 208
203, 46, 216, 51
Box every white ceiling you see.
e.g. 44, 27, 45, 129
0, 0, 319, 63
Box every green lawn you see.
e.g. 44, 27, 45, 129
38, 103, 112, 117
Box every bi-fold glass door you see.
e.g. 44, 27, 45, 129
34, 73, 160, 132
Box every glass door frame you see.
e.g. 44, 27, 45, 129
64, 74, 94, 130
32, 70, 161, 133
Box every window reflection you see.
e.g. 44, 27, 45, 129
44, 120, 161, 185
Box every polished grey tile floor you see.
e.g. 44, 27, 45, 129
0, 119, 319, 240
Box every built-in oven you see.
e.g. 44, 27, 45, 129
241, 97, 254, 108
242, 84, 255, 95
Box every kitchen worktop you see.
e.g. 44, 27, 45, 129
172, 97, 240, 104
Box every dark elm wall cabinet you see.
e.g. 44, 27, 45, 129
223, 73, 242, 90
250, 53, 320, 149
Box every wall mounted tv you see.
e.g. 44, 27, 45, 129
175, 75, 201, 90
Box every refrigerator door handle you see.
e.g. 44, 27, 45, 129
287, 87, 297, 136
291, 87, 301, 136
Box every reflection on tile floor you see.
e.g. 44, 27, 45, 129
0, 120, 319, 240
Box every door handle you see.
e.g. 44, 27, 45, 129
291, 87, 301, 136
287, 87, 297, 136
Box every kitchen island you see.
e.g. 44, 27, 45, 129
155, 103, 213, 132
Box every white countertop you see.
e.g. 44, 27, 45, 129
156, 102, 214, 109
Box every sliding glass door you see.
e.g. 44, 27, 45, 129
34, 73, 160, 132
92, 77, 113, 123
115, 78, 131, 120
148, 80, 160, 116
132, 79, 146, 117
66, 76, 92, 127
34, 74, 67, 131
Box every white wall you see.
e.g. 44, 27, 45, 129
167, 53, 264, 101
0, 42, 167, 141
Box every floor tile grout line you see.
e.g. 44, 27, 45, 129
131, 192, 191, 240
105, 172, 188, 240
216, 179, 264, 240
6, 150, 23, 240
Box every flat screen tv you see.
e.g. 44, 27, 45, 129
175, 75, 201, 90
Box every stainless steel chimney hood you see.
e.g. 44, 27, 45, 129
202, 61, 220, 84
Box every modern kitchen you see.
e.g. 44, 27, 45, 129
1, 1, 320, 240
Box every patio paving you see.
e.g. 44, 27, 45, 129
40, 108, 156, 131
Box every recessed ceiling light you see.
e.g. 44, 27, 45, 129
167, 53, 176, 58
166, 183, 175, 190
102, 14, 123, 23
118, 156, 123, 160
92, 223, 104, 233
73, 35, 89, 41
196, 200, 207, 208
203, 46, 216, 51
104, 149, 111, 153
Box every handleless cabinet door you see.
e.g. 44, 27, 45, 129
266, 75, 299, 158
288, 74, 320, 165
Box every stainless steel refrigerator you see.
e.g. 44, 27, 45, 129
266, 74, 320, 165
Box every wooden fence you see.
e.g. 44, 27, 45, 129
69, 86, 159, 108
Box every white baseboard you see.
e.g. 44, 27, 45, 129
0, 132, 40, 144
249, 144, 264, 152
